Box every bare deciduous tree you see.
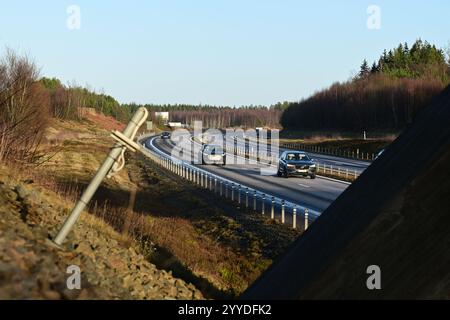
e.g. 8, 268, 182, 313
0, 49, 50, 164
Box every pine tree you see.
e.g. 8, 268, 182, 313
370, 61, 379, 74
382, 49, 388, 62
359, 59, 370, 78
404, 42, 409, 55
387, 50, 394, 63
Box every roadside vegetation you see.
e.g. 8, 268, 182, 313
0, 49, 300, 299
4, 40, 446, 297
28, 110, 300, 298
280, 40, 450, 133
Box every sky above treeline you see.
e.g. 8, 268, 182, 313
0, 0, 449, 106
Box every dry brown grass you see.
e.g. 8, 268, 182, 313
2, 114, 300, 298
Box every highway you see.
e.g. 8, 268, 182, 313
231, 136, 370, 174
144, 134, 368, 218
279, 148, 370, 174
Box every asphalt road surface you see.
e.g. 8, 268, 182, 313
145, 135, 363, 217
231, 136, 370, 174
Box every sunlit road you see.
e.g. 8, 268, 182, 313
147, 136, 354, 215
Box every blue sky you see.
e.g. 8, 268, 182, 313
0, 0, 449, 106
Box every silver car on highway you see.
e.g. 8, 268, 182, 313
200, 144, 226, 165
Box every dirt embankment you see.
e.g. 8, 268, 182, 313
1, 113, 300, 299
0, 164, 202, 299
0, 116, 203, 299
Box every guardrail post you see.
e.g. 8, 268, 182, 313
305, 208, 309, 230
293, 206, 297, 229
214, 178, 217, 194
271, 197, 275, 220
220, 181, 223, 196
238, 185, 241, 204
245, 188, 249, 209
281, 200, 285, 224
346, 169, 349, 180
261, 193, 266, 215
225, 182, 229, 199
253, 190, 257, 211
231, 183, 235, 201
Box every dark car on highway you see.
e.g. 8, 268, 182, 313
161, 132, 171, 139
277, 151, 317, 179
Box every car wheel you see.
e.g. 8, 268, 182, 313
277, 169, 282, 177
310, 174, 316, 179
283, 168, 289, 178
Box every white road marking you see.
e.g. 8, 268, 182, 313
297, 183, 311, 188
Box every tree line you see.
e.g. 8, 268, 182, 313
281, 40, 450, 132
0, 49, 138, 164
40, 77, 134, 122
122, 103, 282, 128
0, 49, 281, 165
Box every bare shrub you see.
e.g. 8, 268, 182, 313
0, 49, 51, 164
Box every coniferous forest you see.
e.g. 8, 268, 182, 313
3, 39, 448, 146
280, 40, 450, 132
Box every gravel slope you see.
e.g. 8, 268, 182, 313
0, 165, 203, 300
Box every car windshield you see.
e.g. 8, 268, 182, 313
205, 145, 223, 154
285, 153, 310, 161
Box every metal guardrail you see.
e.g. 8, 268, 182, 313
138, 133, 321, 230
281, 142, 376, 161
224, 145, 360, 181
316, 163, 359, 180
195, 135, 360, 181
